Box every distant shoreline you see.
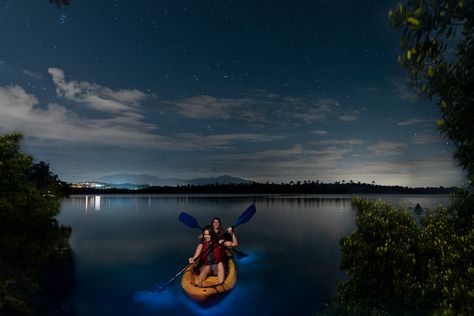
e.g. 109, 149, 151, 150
64, 182, 458, 195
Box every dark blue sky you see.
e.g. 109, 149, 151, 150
0, 0, 465, 186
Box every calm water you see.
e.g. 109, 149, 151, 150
57, 194, 450, 316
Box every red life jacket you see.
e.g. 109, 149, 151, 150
200, 240, 223, 265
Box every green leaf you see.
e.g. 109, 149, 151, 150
407, 17, 420, 26
427, 65, 434, 77
436, 119, 445, 127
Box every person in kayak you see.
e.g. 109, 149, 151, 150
211, 217, 224, 239
188, 226, 238, 287
210, 217, 236, 242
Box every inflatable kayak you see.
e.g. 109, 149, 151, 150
181, 255, 236, 305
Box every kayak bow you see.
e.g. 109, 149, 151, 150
181, 255, 237, 305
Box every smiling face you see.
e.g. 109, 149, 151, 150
203, 229, 211, 242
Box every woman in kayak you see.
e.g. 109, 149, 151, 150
211, 217, 224, 239
188, 225, 238, 287
211, 217, 237, 242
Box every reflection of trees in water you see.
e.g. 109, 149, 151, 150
0, 221, 74, 315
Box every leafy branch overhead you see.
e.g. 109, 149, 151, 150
325, 2, 474, 315
389, 0, 474, 184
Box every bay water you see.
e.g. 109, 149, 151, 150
57, 194, 450, 315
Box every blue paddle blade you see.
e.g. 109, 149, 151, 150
179, 212, 201, 229
232, 204, 256, 228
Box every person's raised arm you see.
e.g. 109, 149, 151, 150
189, 243, 203, 263
222, 227, 238, 248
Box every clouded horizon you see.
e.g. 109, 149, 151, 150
0, 1, 466, 187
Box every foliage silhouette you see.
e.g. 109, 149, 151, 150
389, 0, 474, 185
0, 132, 74, 315
324, 1, 474, 314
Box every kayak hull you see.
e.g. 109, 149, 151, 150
181, 256, 236, 305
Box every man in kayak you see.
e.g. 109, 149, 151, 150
188, 226, 238, 287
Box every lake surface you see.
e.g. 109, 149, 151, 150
57, 194, 450, 316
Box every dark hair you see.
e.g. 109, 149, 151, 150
200, 225, 212, 243
211, 217, 224, 239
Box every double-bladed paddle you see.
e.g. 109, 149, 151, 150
232, 204, 257, 228
179, 212, 248, 259
154, 204, 256, 292
179, 204, 256, 258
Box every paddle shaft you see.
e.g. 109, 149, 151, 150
156, 205, 255, 291
157, 237, 224, 291
179, 205, 255, 258
159, 262, 193, 290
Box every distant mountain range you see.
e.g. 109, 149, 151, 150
92, 174, 253, 187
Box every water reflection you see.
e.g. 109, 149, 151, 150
82, 195, 101, 212
69, 193, 447, 214
0, 222, 74, 315
58, 194, 450, 316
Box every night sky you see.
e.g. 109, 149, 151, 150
0, 0, 466, 186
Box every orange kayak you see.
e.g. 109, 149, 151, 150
181, 256, 237, 305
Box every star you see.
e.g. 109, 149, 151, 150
58, 14, 67, 25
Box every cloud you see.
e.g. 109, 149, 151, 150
166, 95, 269, 124
312, 130, 328, 135
338, 114, 358, 121
234, 151, 463, 187
312, 139, 364, 145
204, 143, 353, 182
22, 70, 43, 79
358, 87, 379, 92
167, 95, 234, 119
225, 144, 304, 160
167, 94, 349, 126
0, 85, 39, 114
0, 85, 162, 148
48, 67, 147, 113
397, 118, 432, 126
351, 155, 465, 187
0, 83, 281, 152
411, 132, 444, 145
175, 133, 284, 150
367, 141, 408, 157
391, 77, 419, 102
292, 98, 339, 123
211, 139, 355, 163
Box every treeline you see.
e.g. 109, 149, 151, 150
65, 181, 457, 195
322, 1, 474, 314
0, 133, 74, 315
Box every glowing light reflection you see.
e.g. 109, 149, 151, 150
133, 252, 269, 315
94, 195, 101, 211
133, 290, 177, 309
84, 195, 102, 212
